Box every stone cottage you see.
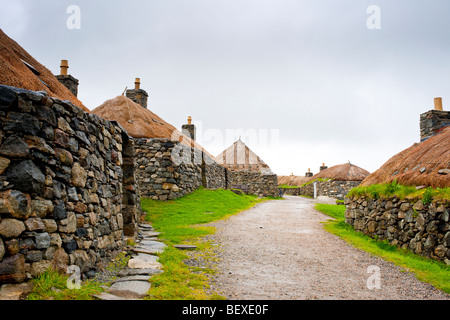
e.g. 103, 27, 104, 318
294, 162, 370, 200
91, 88, 228, 200
345, 98, 450, 262
216, 139, 278, 197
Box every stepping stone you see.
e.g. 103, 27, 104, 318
174, 245, 197, 251
132, 247, 159, 255
109, 280, 151, 299
138, 224, 153, 230
137, 240, 167, 253
113, 275, 150, 283
118, 268, 162, 277
93, 291, 137, 301
128, 253, 163, 270
140, 231, 160, 238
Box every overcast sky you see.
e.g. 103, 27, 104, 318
1, 0, 449, 176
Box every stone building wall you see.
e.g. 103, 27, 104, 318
228, 171, 279, 198
420, 110, 450, 142
134, 138, 228, 200
344, 196, 450, 263
0, 85, 141, 284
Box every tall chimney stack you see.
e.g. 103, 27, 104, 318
419, 97, 450, 141
320, 163, 328, 171
126, 78, 149, 108
305, 168, 313, 177
182, 116, 196, 141
434, 97, 443, 111
56, 59, 79, 97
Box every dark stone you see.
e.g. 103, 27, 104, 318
54, 129, 69, 148
0, 85, 17, 111
62, 239, 77, 254
19, 238, 36, 251
97, 221, 111, 236
0, 254, 26, 284
4, 112, 40, 136
53, 201, 67, 220
35, 105, 57, 126
5, 160, 45, 193
75, 131, 90, 146
0, 135, 30, 158
25, 250, 43, 263
75, 227, 88, 238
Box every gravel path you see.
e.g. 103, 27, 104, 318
207, 196, 449, 300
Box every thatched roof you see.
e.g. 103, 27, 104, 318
311, 162, 370, 181
216, 139, 274, 174
361, 126, 450, 188
277, 175, 310, 186
0, 29, 88, 111
91, 95, 211, 153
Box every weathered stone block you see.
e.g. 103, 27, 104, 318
0, 190, 31, 219
0, 219, 25, 238
5, 160, 45, 194
0, 254, 26, 284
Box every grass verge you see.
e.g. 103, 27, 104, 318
141, 187, 265, 300
315, 203, 450, 294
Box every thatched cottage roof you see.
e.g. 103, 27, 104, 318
277, 175, 310, 186
311, 162, 370, 182
216, 139, 274, 174
361, 126, 450, 188
0, 29, 88, 112
91, 95, 211, 153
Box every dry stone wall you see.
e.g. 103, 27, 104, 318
345, 196, 450, 263
286, 180, 361, 200
134, 138, 229, 200
0, 85, 141, 284
229, 171, 279, 198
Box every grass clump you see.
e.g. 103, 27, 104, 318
27, 268, 103, 300
141, 187, 265, 300
315, 203, 450, 294
347, 180, 450, 202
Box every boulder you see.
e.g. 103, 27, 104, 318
5, 160, 45, 194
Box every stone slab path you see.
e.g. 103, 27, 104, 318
208, 196, 450, 300
94, 223, 165, 300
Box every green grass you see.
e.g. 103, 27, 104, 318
347, 180, 450, 202
142, 187, 265, 300
315, 203, 450, 294
26, 269, 104, 300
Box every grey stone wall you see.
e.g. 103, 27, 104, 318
420, 110, 450, 141
288, 180, 361, 200
0, 85, 141, 284
345, 196, 450, 263
229, 171, 279, 198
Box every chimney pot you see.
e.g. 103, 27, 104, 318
187, 116, 192, 125
60, 59, 69, 75
434, 97, 443, 111
135, 78, 141, 90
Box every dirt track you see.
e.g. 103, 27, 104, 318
208, 196, 449, 300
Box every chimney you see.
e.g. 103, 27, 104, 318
126, 78, 149, 108
55, 59, 79, 97
419, 97, 450, 141
305, 168, 313, 178
182, 116, 196, 141
320, 163, 328, 171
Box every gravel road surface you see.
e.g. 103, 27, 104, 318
207, 196, 449, 300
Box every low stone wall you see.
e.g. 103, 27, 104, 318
285, 180, 361, 200
0, 85, 141, 284
344, 196, 450, 263
229, 171, 279, 198
134, 139, 228, 200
